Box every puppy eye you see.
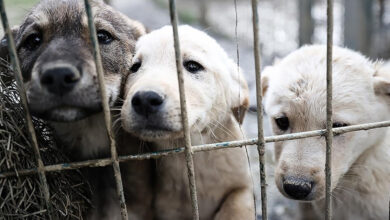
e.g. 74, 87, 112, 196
332, 122, 348, 136
275, 116, 289, 131
130, 61, 141, 73
183, 60, 204, 73
22, 33, 42, 51
97, 30, 114, 44
332, 122, 348, 128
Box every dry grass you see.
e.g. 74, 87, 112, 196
0, 59, 92, 219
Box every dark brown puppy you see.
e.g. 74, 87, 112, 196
1, 0, 152, 219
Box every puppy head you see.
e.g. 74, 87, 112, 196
0, 0, 145, 122
262, 45, 390, 201
121, 25, 248, 141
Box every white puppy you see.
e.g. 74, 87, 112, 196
121, 25, 255, 220
262, 45, 390, 220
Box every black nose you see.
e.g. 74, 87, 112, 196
283, 176, 313, 200
40, 66, 80, 95
131, 91, 164, 117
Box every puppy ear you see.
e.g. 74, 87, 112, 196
373, 64, 390, 95
118, 13, 146, 39
261, 66, 274, 97
0, 26, 19, 61
228, 60, 249, 124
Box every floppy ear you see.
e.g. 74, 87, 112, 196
228, 60, 249, 124
0, 26, 19, 62
373, 64, 390, 96
122, 17, 146, 38
261, 66, 274, 98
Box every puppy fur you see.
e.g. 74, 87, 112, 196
262, 45, 390, 220
121, 25, 255, 220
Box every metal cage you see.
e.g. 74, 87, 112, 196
0, 0, 389, 219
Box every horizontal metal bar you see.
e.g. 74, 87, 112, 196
1, 120, 390, 178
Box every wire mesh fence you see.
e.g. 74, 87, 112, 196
0, 0, 389, 220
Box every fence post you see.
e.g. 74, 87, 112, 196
325, 0, 334, 219
83, 1, 128, 219
298, 0, 314, 46
168, 1, 200, 220
250, 0, 268, 219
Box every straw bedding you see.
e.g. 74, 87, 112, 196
0, 61, 92, 219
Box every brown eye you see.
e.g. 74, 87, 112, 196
97, 30, 114, 44
183, 60, 204, 73
22, 33, 42, 51
130, 61, 141, 73
275, 116, 289, 131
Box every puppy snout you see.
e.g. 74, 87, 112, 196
132, 91, 164, 117
40, 65, 80, 96
282, 176, 313, 200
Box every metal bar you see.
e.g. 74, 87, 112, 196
325, 0, 334, 219
83, 1, 127, 219
0, 1, 53, 218
1, 120, 390, 178
0, 158, 113, 178
168, 1, 200, 219
251, 0, 267, 219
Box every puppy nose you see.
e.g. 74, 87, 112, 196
40, 66, 80, 95
283, 176, 313, 200
132, 91, 164, 117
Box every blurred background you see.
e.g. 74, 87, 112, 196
2, 0, 390, 219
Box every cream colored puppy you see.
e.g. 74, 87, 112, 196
121, 25, 255, 220
262, 45, 390, 220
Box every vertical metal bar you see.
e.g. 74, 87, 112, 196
83, 1, 127, 219
325, 0, 334, 219
251, 0, 267, 219
0, 1, 53, 218
168, 1, 200, 220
